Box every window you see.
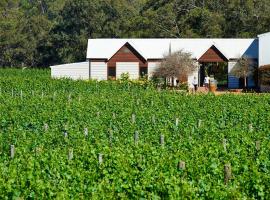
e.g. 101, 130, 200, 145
108, 67, 116, 80
140, 67, 148, 77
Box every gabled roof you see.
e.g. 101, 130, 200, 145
87, 38, 258, 60
107, 42, 147, 62
210, 43, 229, 60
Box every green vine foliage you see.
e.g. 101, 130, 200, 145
0, 69, 270, 199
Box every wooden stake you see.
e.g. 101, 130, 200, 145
20, 90, 23, 99
68, 148, 73, 160
10, 145, 15, 158
53, 91, 56, 101
255, 140, 260, 151
32, 90, 35, 96
44, 123, 49, 132
68, 93, 71, 103
152, 116, 156, 124
98, 153, 103, 164
132, 114, 136, 124
224, 163, 232, 185
109, 129, 113, 147
41, 91, 44, 99
178, 161, 186, 170
64, 131, 68, 138
175, 118, 179, 127
198, 119, 202, 128
223, 139, 227, 152
11, 89, 14, 97
134, 131, 139, 145
160, 134, 165, 147
112, 112, 116, 119
249, 124, 253, 132
84, 128, 88, 137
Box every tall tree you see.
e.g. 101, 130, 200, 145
1, 0, 270, 67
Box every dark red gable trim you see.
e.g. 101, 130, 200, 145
107, 42, 147, 67
198, 45, 228, 63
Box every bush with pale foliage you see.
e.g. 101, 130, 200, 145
153, 50, 197, 84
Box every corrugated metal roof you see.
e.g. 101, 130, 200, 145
50, 62, 88, 68
86, 38, 258, 60
258, 32, 270, 37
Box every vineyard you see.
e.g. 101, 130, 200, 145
0, 69, 270, 199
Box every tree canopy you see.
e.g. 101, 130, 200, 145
1, 0, 270, 68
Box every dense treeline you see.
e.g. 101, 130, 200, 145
1, 0, 270, 68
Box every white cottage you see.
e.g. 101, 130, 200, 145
50, 32, 270, 89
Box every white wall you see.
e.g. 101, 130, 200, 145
116, 62, 139, 79
148, 62, 160, 78
91, 62, 107, 80
50, 62, 89, 80
259, 32, 270, 67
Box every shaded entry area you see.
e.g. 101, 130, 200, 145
198, 45, 229, 89
199, 62, 228, 88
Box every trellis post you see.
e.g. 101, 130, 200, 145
68, 148, 73, 160
160, 134, 165, 147
10, 145, 15, 158
224, 163, 232, 185
178, 161, 185, 170
98, 153, 103, 164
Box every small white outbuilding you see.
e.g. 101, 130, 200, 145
50, 62, 89, 80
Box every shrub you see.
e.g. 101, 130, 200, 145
119, 72, 130, 82
178, 82, 189, 90
259, 65, 270, 85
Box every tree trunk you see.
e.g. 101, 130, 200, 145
244, 77, 247, 89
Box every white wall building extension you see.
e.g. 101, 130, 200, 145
50, 62, 89, 80
258, 32, 270, 67
116, 62, 139, 79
